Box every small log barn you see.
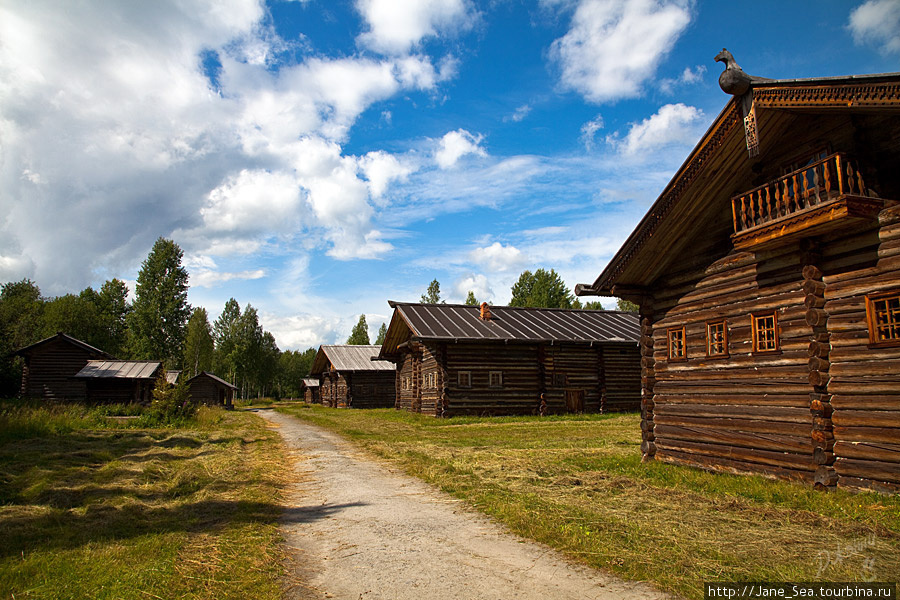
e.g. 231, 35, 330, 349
376, 302, 640, 417
576, 56, 900, 492
300, 378, 320, 404
187, 371, 236, 408
15, 332, 114, 400
73, 360, 174, 404
310, 345, 395, 408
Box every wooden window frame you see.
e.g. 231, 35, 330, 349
553, 372, 567, 387
458, 371, 472, 388
706, 320, 729, 358
489, 371, 503, 388
667, 326, 687, 361
751, 312, 781, 354
866, 290, 900, 348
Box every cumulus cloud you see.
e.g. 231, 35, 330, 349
468, 242, 527, 272
356, 0, 476, 55
660, 64, 706, 94
453, 273, 494, 302
359, 151, 416, 201
191, 269, 266, 288
848, 0, 900, 55
504, 104, 532, 123
549, 0, 692, 102
608, 103, 703, 155
434, 129, 487, 169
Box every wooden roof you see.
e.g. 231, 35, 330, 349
310, 345, 394, 376
379, 302, 639, 359
301, 378, 319, 388
15, 332, 114, 359
74, 360, 162, 380
187, 371, 237, 389
576, 71, 900, 297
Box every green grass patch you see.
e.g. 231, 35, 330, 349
278, 404, 900, 599
0, 400, 293, 600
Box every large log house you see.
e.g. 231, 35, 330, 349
576, 54, 900, 492
376, 302, 640, 416
310, 345, 395, 408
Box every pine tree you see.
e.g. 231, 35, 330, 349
347, 314, 370, 345
183, 307, 214, 379
421, 279, 443, 304
375, 322, 387, 344
616, 298, 639, 312
464, 291, 478, 305
509, 268, 575, 308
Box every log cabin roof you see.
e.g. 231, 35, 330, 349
378, 302, 639, 359
301, 378, 319, 388
187, 371, 236, 389
576, 70, 900, 298
74, 360, 163, 380
14, 332, 114, 359
310, 345, 394, 376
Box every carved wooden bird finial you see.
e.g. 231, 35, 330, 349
715, 48, 752, 96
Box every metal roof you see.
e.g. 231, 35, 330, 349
74, 360, 162, 380
310, 345, 394, 375
166, 370, 181, 384
301, 378, 320, 388
379, 302, 639, 358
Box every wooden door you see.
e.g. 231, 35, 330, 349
565, 389, 584, 413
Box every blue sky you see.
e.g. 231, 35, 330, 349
2, 0, 899, 350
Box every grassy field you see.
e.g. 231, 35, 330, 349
278, 404, 900, 599
0, 401, 292, 600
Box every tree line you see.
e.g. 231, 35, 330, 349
0, 237, 316, 399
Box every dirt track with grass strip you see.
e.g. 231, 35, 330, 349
256, 407, 671, 600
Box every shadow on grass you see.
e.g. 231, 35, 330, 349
0, 427, 365, 559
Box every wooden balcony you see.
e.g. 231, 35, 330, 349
731, 153, 886, 250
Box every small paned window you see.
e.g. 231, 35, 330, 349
752, 313, 779, 353
706, 320, 728, 357
489, 371, 503, 388
667, 327, 686, 360
458, 371, 471, 388
553, 372, 567, 387
866, 291, 900, 347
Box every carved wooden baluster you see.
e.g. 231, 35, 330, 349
784, 179, 792, 213
856, 162, 866, 196
836, 154, 844, 196
741, 196, 750, 229
812, 164, 821, 205
765, 185, 773, 220
823, 159, 831, 198
846, 160, 856, 195
802, 169, 810, 205
775, 182, 783, 216
732, 199, 741, 232
794, 173, 803, 209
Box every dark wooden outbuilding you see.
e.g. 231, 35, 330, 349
300, 378, 320, 404
377, 302, 640, 417
73, 360, 167, 404
576, 61, 900, 492
15, 333, 114, 400
310, 345, 395, 408
187, 371, 236, 408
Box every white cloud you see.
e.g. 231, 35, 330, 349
192, 268, 266, 288
608, 103, 703, 155
453, 273, 494, 302
660, 64, 706, 94
434, 129, 487, 169
199, 169, 304, 235
549, 0, 692, 102
504, 104, 532, 123
848, 0, 900, 55
580, 114, 604, 150
356, 0, 476, 55
468, 242, 527, 272
359, 150, 416, 201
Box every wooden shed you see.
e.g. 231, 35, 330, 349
300, 378, 320, 404
377, 302, 640, 417
73, 360, 166, 404
576, 59, 900, 492
15, 332, 114, 400
310, 345, 395, 408
187, 371, 236, 408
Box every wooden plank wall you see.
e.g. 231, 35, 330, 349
601, 344, 642, 412
649, 242, 816, 481
821, 206, 900, 493
188, 377, 227, 406
348, 371, 396, 409
21, 339, 96, 400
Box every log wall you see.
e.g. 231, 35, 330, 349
319, 372, 347, 407
19, 338, 101, 400
187, 376, 233, 407
347, 371, 396, 409
648, 242, 817, 481
601, 344, 642, 412
820, 206, 900, 493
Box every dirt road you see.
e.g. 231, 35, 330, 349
256, 408, 671, 600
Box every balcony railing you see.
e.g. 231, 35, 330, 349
731, 153, 876, 234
